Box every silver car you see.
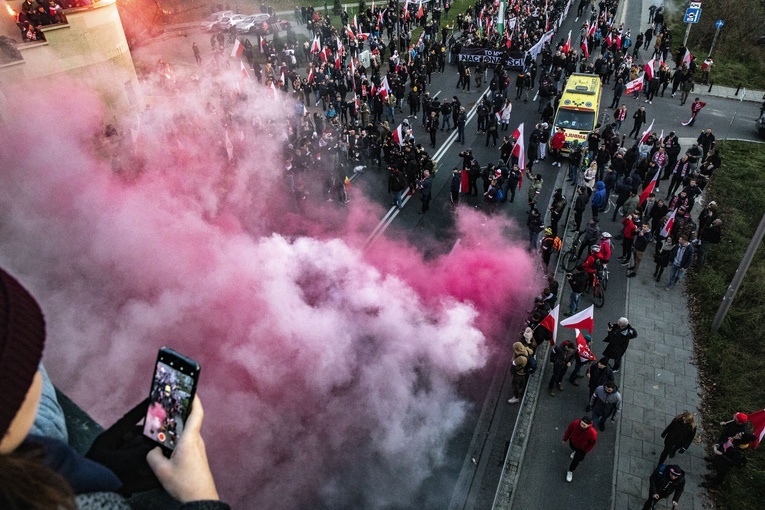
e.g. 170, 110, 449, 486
236, 14, 270, 34
200, 11, 234, 32
219, 14, 248, 31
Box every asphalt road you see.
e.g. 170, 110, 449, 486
130, 1, 764, 507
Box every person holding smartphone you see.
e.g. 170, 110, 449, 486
0, 267, 229, 509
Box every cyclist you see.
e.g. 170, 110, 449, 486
580, 245, 601, 289
598, 232, 613, 264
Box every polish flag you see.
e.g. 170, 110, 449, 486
615, 33, 622, 48
581, 37, 589, 59
587, 21, 597, 38
682, 49, 692, 67
230, 38, 244, 58
660, 208, 677, 237
539, 304, 559, 345
353, 14, 358, 31
644, 57, 656, 80
575, 329, 597, 362
561, 30, 571, 54
639, 118, 655, 145
392, 123, 404, 145
560, 305, 594, 334
380, 75, 391, 99
404, 0, 410, 21
346, 25, 356, 39
240, 60, 250, 80
416, 3, 424, 19
625, 74, 644, 95
605, 32, 612, 47
511, 122, 525, 172
639, 166, 661, 205
747, 409, 765, 448
310, 36, 321, 54
307, 68, 315, 83
659, 52, 665, 68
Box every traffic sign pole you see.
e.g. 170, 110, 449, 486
683, 2, 702, 46
708, 19, 723, 58
683, 23, 692, 46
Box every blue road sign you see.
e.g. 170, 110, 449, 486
684, 7, 701, 23
716, 19, 724, 29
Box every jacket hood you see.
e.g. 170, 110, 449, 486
596, 181, 605, 191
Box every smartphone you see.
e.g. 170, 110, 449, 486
143, 347, 200, 454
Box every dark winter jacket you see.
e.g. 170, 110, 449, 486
648, 465, 686, 503
602, 323, 638, 359
662, 418, 697, 450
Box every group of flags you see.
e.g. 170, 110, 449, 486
537, 304, 597, 362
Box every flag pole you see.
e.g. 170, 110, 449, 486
711, 212, 765, 331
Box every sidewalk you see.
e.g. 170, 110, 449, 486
614, 266, 708, 510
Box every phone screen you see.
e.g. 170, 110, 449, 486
143, 348, 199, 452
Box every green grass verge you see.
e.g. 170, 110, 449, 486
686, 140, 765, 510
664, 0, 765, 89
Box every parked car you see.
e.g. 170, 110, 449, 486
218, 14, 248, 31
253, 18, 292, 36
236, 14, 271, 34
200, 11, 234, 32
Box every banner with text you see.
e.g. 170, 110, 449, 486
457, 48, 525, 70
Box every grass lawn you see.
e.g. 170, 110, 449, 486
686, 140, 765, 510
664, 0, 765, 90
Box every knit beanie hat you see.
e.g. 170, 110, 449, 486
0, 267, 46, 438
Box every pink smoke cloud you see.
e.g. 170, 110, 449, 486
0, 73, 538, 508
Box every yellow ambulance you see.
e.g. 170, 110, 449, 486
553, 73, 602, 153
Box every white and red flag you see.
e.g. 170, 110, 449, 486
748, 409, 765, 448
380, 75, 391, 99
625, 74, 644, 95
511, 122, 525, 172
539, 304, 559, 345
587, 21, 597, 38
307, 68, 315, 83
644, 57, 656, 80
310, 35, 321, 54
560, 305, 594, 334
575, 329, 597, 362
392, 123, 404, 145
682, 48, 692, 66
581, 37, 589, 58
561, 30, 571, 54
416, 2, 424, 19
605, 31, 612, 47
230, 38, 244, 58
660, 208, 677, 237
346, 25, 356, 39
640, 166, 661, 206
639, 118, 655, 145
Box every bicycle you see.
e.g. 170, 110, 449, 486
562, 232, 583, 272
591, 266, 606, 308
597, 262, 610, 292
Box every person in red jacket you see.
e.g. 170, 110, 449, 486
550, 127, 566, 167
562, 416, 599, 482
618, 213, 638, 262
687, 97, 706, 127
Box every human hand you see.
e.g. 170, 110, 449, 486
562, 441, 567, 447
672, 502, 678, 508
86, 398, 160, 495
146, 396, 219, 503
653, 494, 660, 500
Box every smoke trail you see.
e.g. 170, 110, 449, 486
0, 74, 538, 508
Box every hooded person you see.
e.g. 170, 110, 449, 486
590, 181, 607, 218
642, 464, 686, 510
0, 267, 228, 509
602, 317, 638, 372
703, 432, 756, 488
507, 341, 534, 404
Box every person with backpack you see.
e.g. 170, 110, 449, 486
565, 270, 590, 317
540, 227, 559, 274
548, 340, 576, 396
642, 464, 686, 510
388, 167, 407, 209
507, 341, 534, 404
